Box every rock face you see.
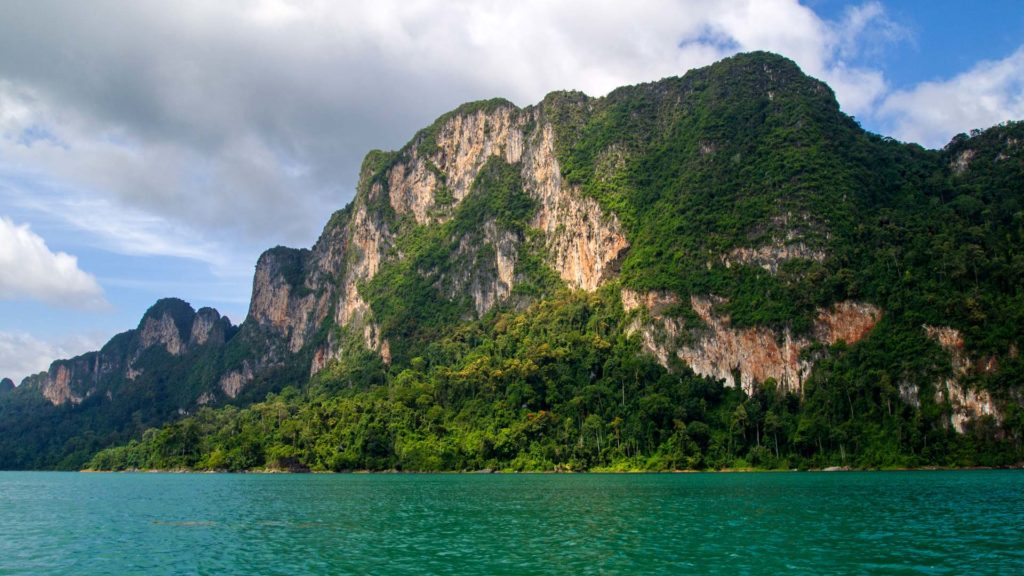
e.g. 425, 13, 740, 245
448, 220, 521, 317
191, 308, 227, 347
624, 289, 882, 395
0, 378, 14, 394
724, 242, 826, 273
139, 312, 186, 356
923, 325, 1000, 433
249, 247, 321, 353
380, 105, 628, 293
525, 123, 629, 290
10, 53, 1017, 440
388, 106, 524, 225
723, 213, 828, 273
219, 361, 254, 399
20, 299, 234, 407
242, 99, 632, 387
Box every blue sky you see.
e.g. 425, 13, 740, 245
1, 0, 1022, 383
811, 1, 1024, 90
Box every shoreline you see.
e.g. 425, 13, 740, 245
77, 464, 1024, 474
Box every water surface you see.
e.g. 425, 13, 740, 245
0, 471, 1021, 575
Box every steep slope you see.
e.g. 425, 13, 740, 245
231, 52, 1020, 423
0, 299, 238, 468
6, 52, 1023, 471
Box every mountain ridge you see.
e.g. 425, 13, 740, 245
4, 51, 1023, 470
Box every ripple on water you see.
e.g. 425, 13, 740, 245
0, 471, 1021, 575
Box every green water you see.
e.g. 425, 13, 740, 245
0, 471, 1021, 575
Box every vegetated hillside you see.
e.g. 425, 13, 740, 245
6, 51, 1023, 471
0, 299, 245, 469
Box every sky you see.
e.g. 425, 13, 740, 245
1, 0, 1022, 384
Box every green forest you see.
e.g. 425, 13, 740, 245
3, 52, 1022, 472
88, 287, 1023, 472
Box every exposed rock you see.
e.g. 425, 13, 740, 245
680, 295, 811, 395
923, 325, 1000, 433
247, 213, 353, 370
899, 380, 920, 408
622, 288, 681, 315
446, 220, 520, 317
43, 365, 79, 405
951, 148, 976, 175
326, 201, 391, 363
139, 312, 186, 356
387, 156, 441, 225
725, 212, 828, 273
622, 289, 685, 367
814, 301, 883, 345
724, 242, 826, 273
524, 123, 629, 290
624, 288, 881, 395
20, 352, 109, 407
219, 362, 254, 399
388, 105, 524, 224
248, 248, 319, 353
0, 378, 14, 394
310, 333, 342, 376
124, 361, 143, 381
190, 308, 226, 346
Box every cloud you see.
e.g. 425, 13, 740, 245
11, 186, 238, 273
0, 1, 915, 259
831, 1, 910, 61
0, 216, 107, 308
0, 330, 105, 385
878, 47, 1024, 148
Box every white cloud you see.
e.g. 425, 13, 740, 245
0, 0, 915, 263
831, 1, 909, 61
878, 47, 1024, 148
0, 216, 107, 308
12, 188, 239, 273
0, 0, 1016, 273
0, 330, 105, 385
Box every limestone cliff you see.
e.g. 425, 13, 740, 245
624, 289, 881, 395
13, 52, 1019, 437
19, 298, 233, 407
380, 103, 628, 294
922, 325, 1001, 433
242, 99, 631, 388
524, 123, 629, 290
7, 51, 1024, 472
447, 220, 521, 317
722, 213, 828, 273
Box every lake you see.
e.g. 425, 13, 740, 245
0, 471, 1021, 574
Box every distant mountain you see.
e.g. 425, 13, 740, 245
5, 52, 1023, 471
0, 299, 239, 468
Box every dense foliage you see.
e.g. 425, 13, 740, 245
363, 155, 557, 364
8, 52, 1024, 472
544, 54, 1024, 353
0, 304, 297, 470
88, 289, 1022, 472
